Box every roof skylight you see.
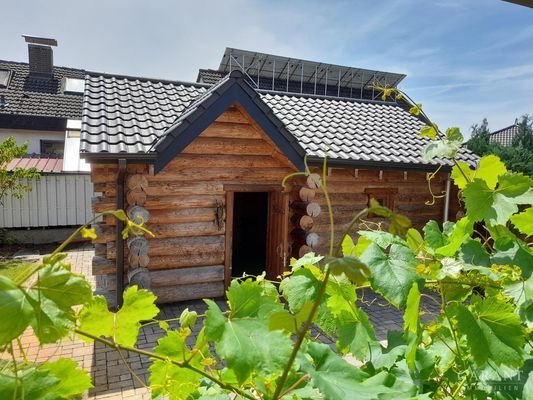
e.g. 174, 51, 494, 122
0, 70, 12, 88
63, 77, 85, 94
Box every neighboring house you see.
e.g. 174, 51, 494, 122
489, 124, 519, 146
80, 48, 477, 306
0, 36, 92, 238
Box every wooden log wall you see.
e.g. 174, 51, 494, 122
308, 167, 451, 255
90, 106, 296, 305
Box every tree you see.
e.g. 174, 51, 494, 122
512, 115, 533, 150
0, 136, 40, 204
466, 116, 533, 176
466, 117, 491, 154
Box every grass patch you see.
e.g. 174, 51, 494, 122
0, 258, 37, 282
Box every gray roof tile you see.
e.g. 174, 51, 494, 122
81, 72, 478, 169
81, 75, 207, 153
0, 60, 84, 119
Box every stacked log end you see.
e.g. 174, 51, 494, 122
290, 177, 321, 257
125, 174, 151, 289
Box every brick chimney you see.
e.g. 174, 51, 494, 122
22, 35, 58, 77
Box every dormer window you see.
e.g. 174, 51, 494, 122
0, 70, 12, 88
63, 77, 84, 94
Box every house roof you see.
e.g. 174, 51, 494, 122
0, 60, 85, 120
81, 70, 478, 170
5, 155, 64, 173
197, 69, 226, 85
490, 124, 518, 147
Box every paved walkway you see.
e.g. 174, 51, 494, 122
4, 244, 439, 399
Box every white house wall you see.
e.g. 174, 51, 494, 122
0, 129, 65, 154
0, 174, 94, 228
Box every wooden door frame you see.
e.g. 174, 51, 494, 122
223, 184, 284, 289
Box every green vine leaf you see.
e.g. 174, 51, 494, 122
403, 283, 421, 371
204, 299, 292, 384
360, 243, 421, 307
491, 239, 533, 279
227, 279, 283, 319
304, 342, 419, 399
445, 127, 463, 142
463, 172, 533, 225
423, 220, 447, 251
451, 296, 525, 368
436, 216, 474, 257
409, 103, 422, 116
404, 283, 421, 336
326, 256, 370, 286
510, 207, 533, 237
280, 267, 321, 313
78, 295, 114, 341
149, 359, 201, 400
79, 286, 160, 347
459, 239, 491, 267
0, 275, 33, 345
41, 358, 93, 398
114, 286, 159, 347
421, 139, 461, 162
336, 306, 377, 361
358, 230, 407, 249
0, 358, 92, 400
475, 155, 507, 190
149, 330, 203, 399
26, 263, 92, 344
451, 161, 475, 190
420, 125, 438, 139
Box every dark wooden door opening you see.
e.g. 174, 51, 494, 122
231, 192, 268, 277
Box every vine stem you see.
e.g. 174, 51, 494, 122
9, 343, 19, 400
272, 268, 332, 400
278, 374, 309, 399
273, 159, 338, 400
73, 328, 257, 400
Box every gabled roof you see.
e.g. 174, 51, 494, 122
152, 70, 306, 172
81, 70, 478, 171
0, 60, 85, 120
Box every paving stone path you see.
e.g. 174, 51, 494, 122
5, 244, 440, 399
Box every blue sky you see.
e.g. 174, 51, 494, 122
1, 0, 531, 137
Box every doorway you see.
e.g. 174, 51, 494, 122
231, 192, 268, 277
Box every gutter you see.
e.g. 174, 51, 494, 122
115, 159, 127, 309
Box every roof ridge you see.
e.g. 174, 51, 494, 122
0, 59, 86, 73
86, 71, 212, 89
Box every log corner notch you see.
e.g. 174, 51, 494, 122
289, 176, 321, 257
125, 175, 152, 292
116, 159, 127, 309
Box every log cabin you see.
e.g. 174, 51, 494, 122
80, 48, 477, 307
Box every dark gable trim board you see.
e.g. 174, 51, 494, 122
154, 73, 306, 173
